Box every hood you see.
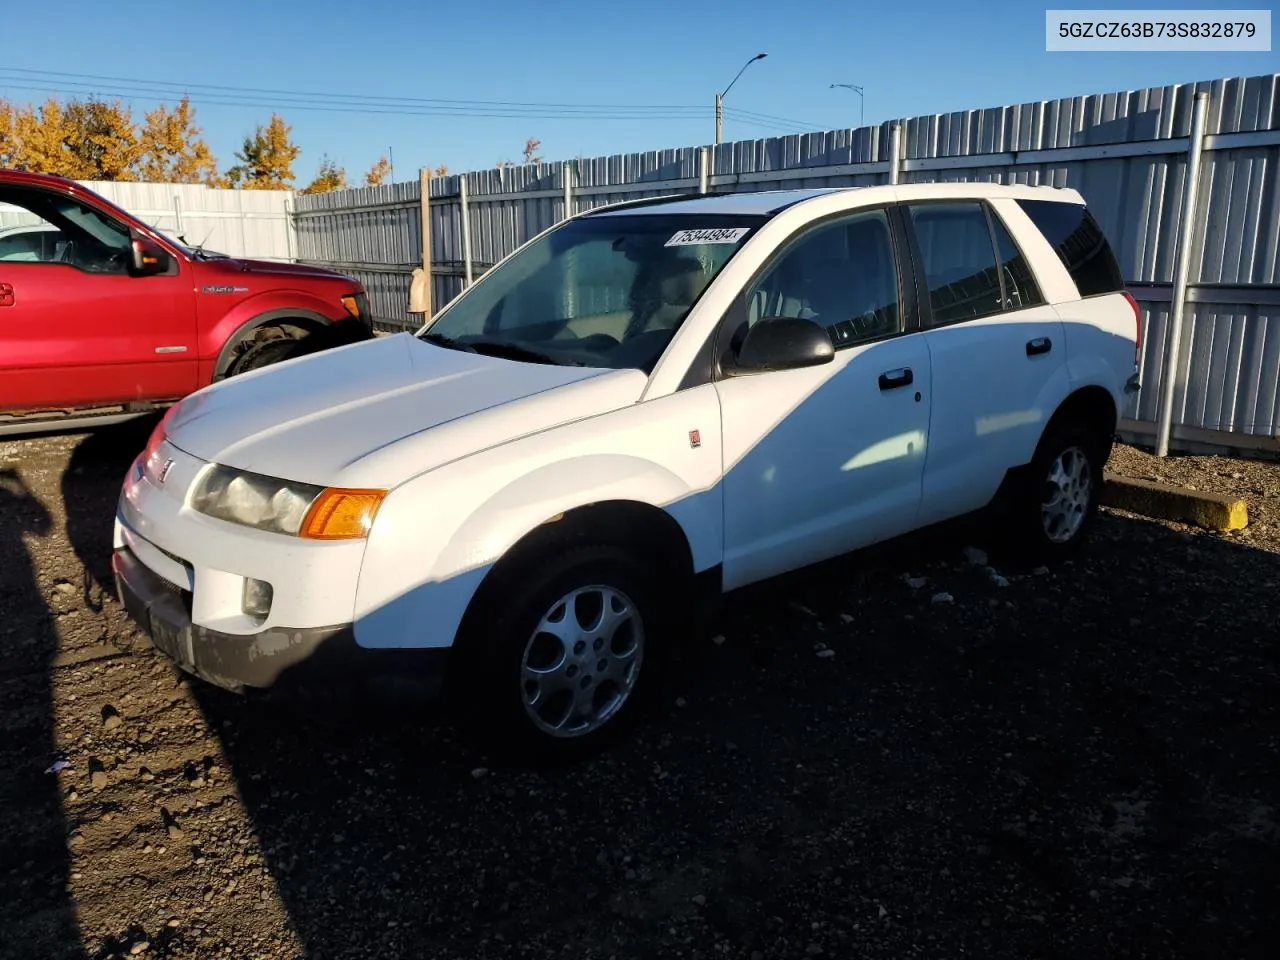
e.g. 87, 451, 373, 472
165, 334, 648, 489
196, 255, 354, 283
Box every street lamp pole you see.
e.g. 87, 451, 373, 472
716, 52, 768, 145
830, 83, 865, 128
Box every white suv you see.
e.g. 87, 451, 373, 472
113, 183, 1140, 757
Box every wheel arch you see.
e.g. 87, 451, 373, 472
472, 499, 697, 596
992, 384, 1118, 508
211, 308, 333, 380
1040, 384, 1119, 454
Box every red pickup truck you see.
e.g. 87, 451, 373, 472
0, 169, 373, 436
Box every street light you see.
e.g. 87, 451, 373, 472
830, 83, 865, 128
715, 52, 768, 145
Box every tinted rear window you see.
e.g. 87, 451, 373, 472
1016, 199, 1125, 297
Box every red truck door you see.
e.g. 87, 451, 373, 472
0, 182, 197, 413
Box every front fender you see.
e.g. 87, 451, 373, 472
198, 289, 348, 363
352, 453, 722, 651
441, 454, 721, 578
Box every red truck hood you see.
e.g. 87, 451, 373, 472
196, 256, 353, 283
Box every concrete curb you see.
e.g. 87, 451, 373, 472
1101, 471, 1248, 532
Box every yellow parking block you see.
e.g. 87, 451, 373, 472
1101, 471, 1248, 532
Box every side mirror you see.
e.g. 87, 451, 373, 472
128, 234, 172, 277
734, 315, 835, 373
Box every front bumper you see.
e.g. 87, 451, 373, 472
113, 545, 448, 698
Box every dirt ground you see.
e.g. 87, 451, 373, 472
2, 420, 1277, 960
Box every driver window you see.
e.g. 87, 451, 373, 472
745, 209, 901, 349
0, 186, 130, 274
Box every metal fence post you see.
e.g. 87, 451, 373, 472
699, 146, 710, 194
460, 175, 474, 288
887, 123, 902, 184
419, 167, 433, 318
1154, 90, 1210, 458
563, 160, 575, 221
283, 193, 296, 263
172, 195, 185, 239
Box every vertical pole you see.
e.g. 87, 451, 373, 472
715, 94, 723, 145
563, 160, 574, 221
698, 146, 710, 194
460, 175, 474, 288
887, 123, 902, 185
172, 195, 185, 239
283, 193, 296, 263
1154, 90, 1210, 458
419, 166, 433, 318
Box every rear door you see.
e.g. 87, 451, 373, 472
0, 184, 196, 413
903, 199, 1071, 527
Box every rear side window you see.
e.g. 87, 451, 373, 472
907, 201, 1004, 325
1015, 199, 1125, 297
989, 211, 1043, 310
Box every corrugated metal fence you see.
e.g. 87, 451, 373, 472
0, 180, 296, 261
292, 73, 1280, 455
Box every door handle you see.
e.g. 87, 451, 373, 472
878, 367, 913, 390
0, 283, 13, 307
1026, 337, 1052, 356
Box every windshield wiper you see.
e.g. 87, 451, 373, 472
466, 338, 582, 366
420, 332, 477, 353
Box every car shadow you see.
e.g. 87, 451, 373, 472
57, 420, 1280, 958
188, 510, 1279, 959
0, 467, 86, 960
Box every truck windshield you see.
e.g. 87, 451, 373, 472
417, 212, 766, 371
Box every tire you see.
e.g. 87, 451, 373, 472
1004, 418, 1108, 565
451, 544, 669, 763
224, 330, 301, 378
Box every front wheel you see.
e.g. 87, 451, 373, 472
452, 545, 666, 762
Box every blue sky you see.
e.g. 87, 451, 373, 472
1, 0, 1274, 185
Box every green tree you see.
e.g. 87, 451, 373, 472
227, 113, 300, 190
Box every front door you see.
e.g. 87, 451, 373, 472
0, 184, 196, 413
716, 206, 933, 590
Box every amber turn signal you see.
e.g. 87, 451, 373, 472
340, 295, 361, 319
300, 488, 387, 540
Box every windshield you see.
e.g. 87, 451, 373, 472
418, 212, 766, 371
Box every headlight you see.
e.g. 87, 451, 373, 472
190, 464, 386, 540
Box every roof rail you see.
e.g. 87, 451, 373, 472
578, 192, 703, 217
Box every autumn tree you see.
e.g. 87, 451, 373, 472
0, 99, 15, 167
433, 164, 448, 177
363, 155, 391, 186
227, 113, 300, 190
6, 100, 76, 175
522, 138, 542, 164
63, 99, 141, 181
136, 96, 220, 185
300, 156, 348, 194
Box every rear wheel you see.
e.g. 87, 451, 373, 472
451, 544, 668, 762
1005, 419, 1108, 564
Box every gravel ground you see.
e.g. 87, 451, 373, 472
1, 421, 1278, 960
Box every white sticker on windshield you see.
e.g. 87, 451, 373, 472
665, 227, 750, 247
